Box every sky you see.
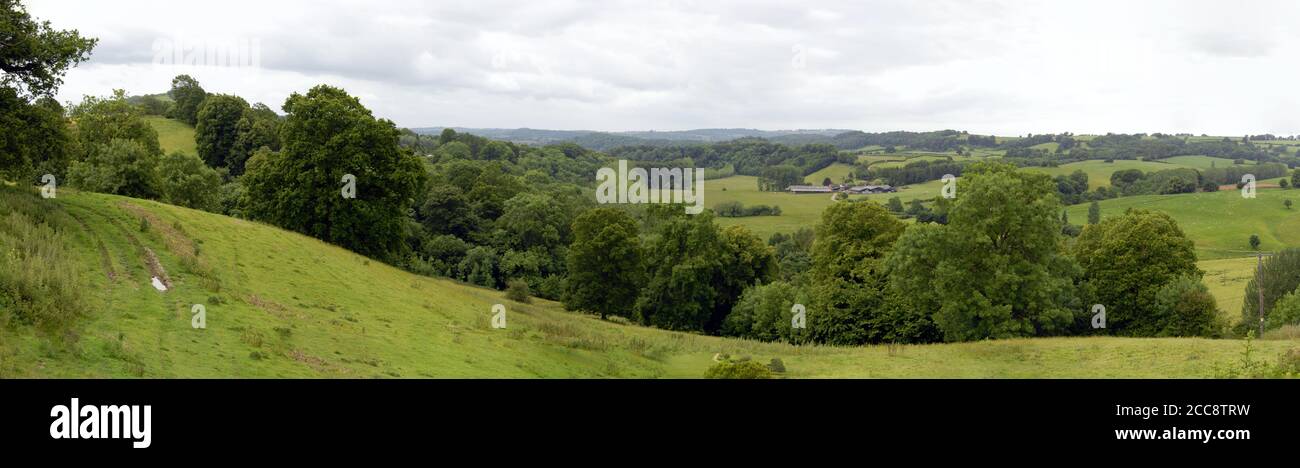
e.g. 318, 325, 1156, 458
26, 0, 1300, 136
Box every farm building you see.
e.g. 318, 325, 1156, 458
786, 185, 834, 194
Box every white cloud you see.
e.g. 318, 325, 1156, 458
25, 0, 1300, 135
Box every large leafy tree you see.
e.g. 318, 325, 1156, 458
69, 89, 163, 158
633, 212, 773, 333
888, 162, 1082, 341
1073, 209, 1200, 335
0, 0, 93, 181
194, 93, 249, 169
240, 85, 427, 260
0, 91, 70, 182
564, 208, 644, 320
0, 0, 96, 98
167, 74, 206, 125
807, 201, 922, 345
228, 103, 280, 176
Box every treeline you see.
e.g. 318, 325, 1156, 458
830, 129, 973, 152
865, 158, 964, 186
713, 162, 1226, 344
715, 201, 781, 217
607, 138, 848, 177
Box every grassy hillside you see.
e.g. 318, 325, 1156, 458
3, 186, 1296, 378
804, 163, 855, 184
1065, 188, 1300, 260
145, 116, 198, 156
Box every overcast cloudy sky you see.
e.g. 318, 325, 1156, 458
27, 0, 1300, 135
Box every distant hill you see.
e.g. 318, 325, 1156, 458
408, 127, 853, 150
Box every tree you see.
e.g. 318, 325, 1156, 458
1282, 179, 1291, 189
564, 208, 643, 320
68, 89, 162, 158
0, 0, 97, 98
228, 103, 279, 176
240, 85, 428, 261
156, 151, 221, 211
1267, 290, 1300, 330
888, 161, 1081, 341
1087, 201, 1100, 224
496, 192, 569, 251
1286, 199, 1293, 210
1293, 169, 1300, 190
1152, 275, 1220, 337
633, 212, 773, 333
167, 75, 206, 125
1241, 249, 1300, 332
0, 90, 71, 182
807, 201, 924, 344
67, 138, 160, 199
821, 177, 832, 186
1073, 210, 1201, 336
1250, 234, 1261, 250
722, 281, 804, 343
194, 93, 249, 169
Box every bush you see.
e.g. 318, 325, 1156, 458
704, 357, 773, 379
67, 138, 161, 199
1266, 290, 1300, 330
1153, 275, 1220, 337
157, 151, 222, 211
0, 189, 87, 338
505, 278, 532, 303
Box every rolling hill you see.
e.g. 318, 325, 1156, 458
1065, 188, 1300, 260
145, 116, 198, 156
3, 186, 1295, 378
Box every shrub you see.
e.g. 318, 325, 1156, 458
1266, 290, 1300, 330
0, 190, 87, 338
704, 357, 773, 379
505, 278, 532, 303
1153, 275, 1220, 337
157, 151, 222, 211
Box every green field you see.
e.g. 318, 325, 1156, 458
804, 163, 855, 184
708, 176, 944, 238
1065, 188, 1300, 260
3, 187, 1296, 378
1200, 257, 1255, 321
1024, 160, 1177, 189
145, 116, 198, 156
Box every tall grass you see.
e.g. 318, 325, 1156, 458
0, 187, 87, 338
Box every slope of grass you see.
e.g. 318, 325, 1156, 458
2, 187, 1297, 378
145, 116, 197, 156
804, 163, 855, 185
1200, 257, 1255, 323
1065, 188, 1300, 260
